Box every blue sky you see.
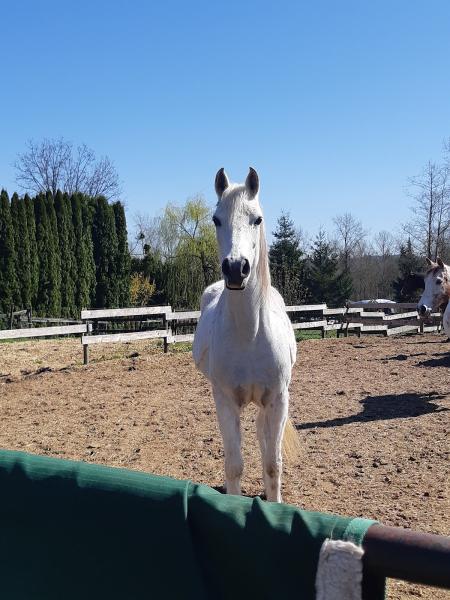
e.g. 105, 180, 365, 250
1, 0, 450, 244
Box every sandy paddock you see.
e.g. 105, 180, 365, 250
0, 333, 449, 599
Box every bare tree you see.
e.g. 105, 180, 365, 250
373, 230, 395, 258
373, 230, 398, 298
295, 226, 311, 255
347, 238, 376, 300
333, 212, 366, 271
14, 138, 122, 200
404, 160, 449, 260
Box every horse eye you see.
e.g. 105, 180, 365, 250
212, 216, 221, 227
254, 216, 263, 226
436, 279, 442, 284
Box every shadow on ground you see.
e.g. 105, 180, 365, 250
376, 353, 426, 362
405, 339, 448, 345
212, 485, 266, 500
296, 392, 448, 430
417, 353, 450, 368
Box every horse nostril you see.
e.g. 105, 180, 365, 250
241, 259, 250, 277
222, 258, 231, 277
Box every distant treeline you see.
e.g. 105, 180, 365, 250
0, 191, 429, 319
0, 190, 130, 317
131, 200, 426, 311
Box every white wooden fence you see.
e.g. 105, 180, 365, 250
0, 302, 442, 365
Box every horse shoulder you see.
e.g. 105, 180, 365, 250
193, 280, 224, 374
200, 280, 224, 311
268, 286, 297, 367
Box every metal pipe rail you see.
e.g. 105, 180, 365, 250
362, 524, 450, 598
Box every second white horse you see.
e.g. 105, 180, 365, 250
417, 256, 450, 338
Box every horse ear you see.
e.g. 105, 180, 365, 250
426, 257, 433, 266
245, 167, 259, 199
437, 256, 444, 268
215, 168, 229, 198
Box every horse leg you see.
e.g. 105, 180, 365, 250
256, 408, 267, 493
213, 388, 243, 495
263, 391, 288, 502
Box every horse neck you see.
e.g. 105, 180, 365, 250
223, 236, 271, 338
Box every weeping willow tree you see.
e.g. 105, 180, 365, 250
163, 197, 220, 308
135, 196, 220, 309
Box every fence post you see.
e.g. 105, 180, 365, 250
163, 313, 170, 353
83, 344, 89, 366
83, 320, 90, 365
9, 305, 14, 330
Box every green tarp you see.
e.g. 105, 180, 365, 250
0, 450, 379, 599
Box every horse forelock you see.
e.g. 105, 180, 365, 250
425, 264, 449, 278
426, 264, 441, 275
217, 183, 247, 207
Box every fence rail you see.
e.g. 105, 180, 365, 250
0, 301, 443, 364
0, 324, 88, 341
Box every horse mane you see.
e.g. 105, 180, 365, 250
257, 220, 271, 300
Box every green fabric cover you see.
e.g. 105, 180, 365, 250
0, 450, 378, 599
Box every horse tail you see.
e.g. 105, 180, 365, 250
282, 417, 301, 464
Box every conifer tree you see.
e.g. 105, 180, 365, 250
393, 238, 423, 301
335, 268, 353, 305
269, 213, 306, 304
92, 197, 118, 308
9, 193, 23, 308
65, 192, 78, 313
34, 193, 52, 314
71, 194, 95, 311
55, 191, 76, 316
1, 188, 132, 316
10, 193, 32, 308
71, 194, 86, 311
113, 201, 131, 306
0, 190, 18, 314
45, 191, 62, 316
306, 230, 352, 307
82, 196, 97, 306
25, 194, 39, 307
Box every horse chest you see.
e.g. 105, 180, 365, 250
209, 330, 290, 390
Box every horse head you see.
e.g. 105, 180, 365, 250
213, 167, 268, 291
417, 257, 450, 317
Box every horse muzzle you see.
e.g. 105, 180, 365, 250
417, 304, 432, 318
222, 258, 250, 290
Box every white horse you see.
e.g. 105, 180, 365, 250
193, 167, 298, 502
417, 257, 450, 338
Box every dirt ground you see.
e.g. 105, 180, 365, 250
0, 334, 449, 599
